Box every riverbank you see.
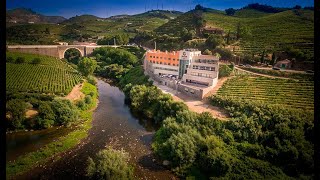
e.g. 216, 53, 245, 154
6, 81, 99, 179
14, 79, 176, 180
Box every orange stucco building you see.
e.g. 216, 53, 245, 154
146, 49, 180, 66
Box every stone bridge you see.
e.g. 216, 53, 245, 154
7, 45, 118, 59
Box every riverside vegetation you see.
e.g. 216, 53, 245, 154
6, 52, 98, 178
89, 47, 314, 179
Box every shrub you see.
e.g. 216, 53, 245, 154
51, 99, 79, 126
84, 95, 92, 104
89, 91, 95, 97
87, 75, 97, 85
15, 57, 25, 64
6, 56, 15, 63
219, 64, 233, 78
35, 117, 54, 129
76, 100, 86, 110
31, 58, 41, 64
86, 147, 134, 180
6, 99, 28, 130
38, 102, 55, 122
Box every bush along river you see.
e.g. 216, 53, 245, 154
16, 79, 176, 180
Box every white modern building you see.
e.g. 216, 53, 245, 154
144, 49, 220, 99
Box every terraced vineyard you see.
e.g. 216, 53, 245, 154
217, 76, 314, 110
6, 52, 83, 95
205, 10, 313, 55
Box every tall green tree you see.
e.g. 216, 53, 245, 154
205, 34, 223, 49
78, 57, 97, 77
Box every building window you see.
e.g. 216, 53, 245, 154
156, 56, 159, 59
157, 61, 159, 64
153, 56, 155, 58
211, 67, 215, 71
150, 56, 152, 58
173, 58, 176, 60
172, 63, 175, 66
168, 63, 171, 65
205, 67, 210, 71
186, 65, 189, 68
160, 57, 162, 59
160, 62, 162, 64
153, 61, 155, 63
168, 58, 171, 60
200, 66, 205, 70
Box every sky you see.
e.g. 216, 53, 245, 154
6, 0, 314, 18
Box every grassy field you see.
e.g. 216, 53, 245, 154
6, 52, 83, 95
217, 76, 314, 110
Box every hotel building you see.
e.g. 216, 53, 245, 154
144, 49, 219, 99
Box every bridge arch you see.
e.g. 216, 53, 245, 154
59, 46, 85, 59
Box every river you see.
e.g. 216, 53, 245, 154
15, 79, 176, 180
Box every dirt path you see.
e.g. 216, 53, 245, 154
153, 81, 230, 120
65, 83, 84, 101
25, 109, 38, 118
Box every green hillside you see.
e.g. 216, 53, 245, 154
204, 9, 314, 54
155, 8, 313, 56
233, 9, 272, 18
6, 52, 83, 95
6, 10, 182, 45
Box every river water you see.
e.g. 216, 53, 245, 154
16, 79, 176, 180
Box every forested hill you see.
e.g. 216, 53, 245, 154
6, 8, 66, 25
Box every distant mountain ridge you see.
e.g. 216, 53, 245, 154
6, 8, 66, 24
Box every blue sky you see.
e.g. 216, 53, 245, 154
6, 0, 314, 18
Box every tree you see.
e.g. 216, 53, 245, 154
195, 4, 204, 10
271, 52, 276, 65
31, 58, 41, 64
260, 50, 265, 63
78, 57, 97, 77
213, 48, 233, 60
6, 57, 15, 63
214, 53, 221, 59
15, 57, 25, 64
293, 5, 302, 9
45, 28, 50, 34
86, 147, 134, 180
181, 28, 194, 42
50, 99, 79, 126
203, 49, 212, 55
225, 8, 236, 16
205, 34, 223, 49
226, 30, 231, 44
6, 99, 28, 130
